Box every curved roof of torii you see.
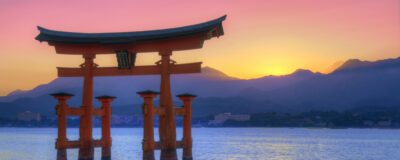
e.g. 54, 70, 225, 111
36, 15, 226, 45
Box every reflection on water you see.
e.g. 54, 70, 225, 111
0, 128, 400, 160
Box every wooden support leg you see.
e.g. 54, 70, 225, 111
143, 149, 155, 160
78, 147, 94, 160
52, 93, 73, 160
177, 94, 197, 160
79, 54, 96, 160
97, 96, 115, 160
101, 146, 111, 160
57, 148, 67, 160
138, 91, 158, 160
183, 148, 193, 160
159, 51, 178, 160
161, 148, 179, 160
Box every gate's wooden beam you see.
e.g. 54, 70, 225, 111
58, 62, 201, 77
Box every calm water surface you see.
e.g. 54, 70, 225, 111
0, 128, 399, 160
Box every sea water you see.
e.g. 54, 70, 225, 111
0, 128, 399, 160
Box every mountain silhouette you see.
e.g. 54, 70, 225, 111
1, 57, 400, 117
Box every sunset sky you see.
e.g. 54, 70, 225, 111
0, 0, 399, 96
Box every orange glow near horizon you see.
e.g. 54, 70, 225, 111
0, 0, 400, 96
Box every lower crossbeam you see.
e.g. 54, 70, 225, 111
57, 139, 105, 149
153, 140, 185, 150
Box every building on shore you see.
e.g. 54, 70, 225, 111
17, 111, 41, 122
377, 120, 392, 127
208, 112, 250, 126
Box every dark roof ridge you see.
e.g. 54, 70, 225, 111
36, 15, 226, 44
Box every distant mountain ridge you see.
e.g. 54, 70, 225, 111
335, 59, 372, 71
197, 66, 238, 80
6, 89, 28, 97
333, 57, 400, 73
1, 57, 400, 117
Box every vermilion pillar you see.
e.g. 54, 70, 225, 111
137, 90, 159, 160
51, 92, 74, 160
96, 95, 116, 160
177, 93, 197, 160
79, 53, 96, 160
159, 51, 177, 160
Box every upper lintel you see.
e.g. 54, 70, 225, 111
36, 15, 226, 49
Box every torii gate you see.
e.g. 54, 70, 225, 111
37, 15, 226, 160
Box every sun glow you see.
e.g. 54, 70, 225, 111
263, 66, 291, 76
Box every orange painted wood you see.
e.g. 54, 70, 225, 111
158, 51, 178, 159
154, 141, 163, 150
56, 148, 67, 160
174, 108, 185, 116
98, 98, 113, 150
176, 141, 185, 149
53, 95, 72, 150
153, 141, 184, 150
179, 96, 195, 160
138, 93, 158, 160
49, 33, 207, 55
93, 139, 104, 147
93, 108, 104, 116
181, 98, 193, 147
43, 16, 226, 160
143, 96, 155, 151
56, 103, 67, 148
79, 54, 95, 159
60, 139, 104, 149
64, 140, 81, 149
66, 108, 84, 116
169, 62, 201, 74
57, 67, 84, 77
57, 62, 201, 77
152, 107, 165, 115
